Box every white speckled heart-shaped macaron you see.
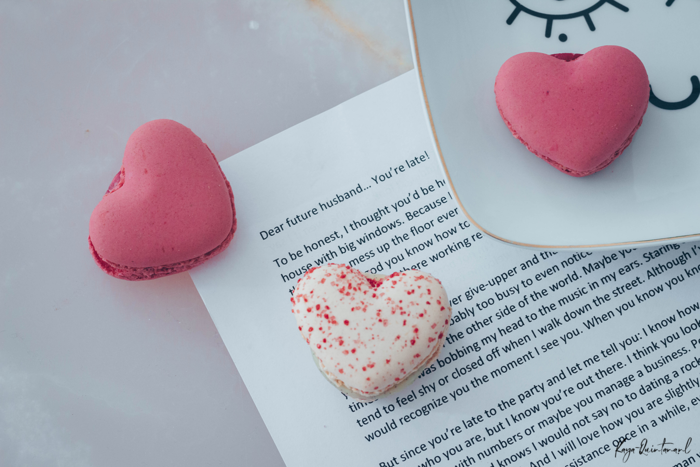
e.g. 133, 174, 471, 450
291, 264, 452, 400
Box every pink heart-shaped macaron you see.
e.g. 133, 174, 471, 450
495, 46, 649, 176
292, 264, 452, 400
89, 119, 236, 280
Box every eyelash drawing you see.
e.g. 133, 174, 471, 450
503, 0, 697, 110
506, 0, 629, 42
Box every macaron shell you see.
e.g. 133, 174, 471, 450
89, 119, 235, 270
292, 264, 452, 399
495, 46, 649, 176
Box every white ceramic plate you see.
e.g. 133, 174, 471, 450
407, 0, 700, 249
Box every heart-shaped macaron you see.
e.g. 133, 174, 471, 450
292, 264, 452, 400
495, 46, 649, 177
89, 119, 236, 280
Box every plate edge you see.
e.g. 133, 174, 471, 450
404, 0, 700, 250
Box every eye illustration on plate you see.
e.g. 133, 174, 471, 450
504, 0, 698, 110
505, 0, 629, 42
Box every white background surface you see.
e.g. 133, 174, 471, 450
0, 2, 411, 465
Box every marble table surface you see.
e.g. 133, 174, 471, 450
0, 2, 412, 465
